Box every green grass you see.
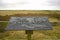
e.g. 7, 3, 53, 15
0, 22, 60, 40
0, 22, 8, 32
0, 22, 8, 27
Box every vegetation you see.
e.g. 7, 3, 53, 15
0, 10, 60, 40
0, 19, 60, 40
0, 23, 60, 40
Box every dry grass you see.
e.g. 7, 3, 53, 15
0, 15, 60, 40
0, 26, 60, 40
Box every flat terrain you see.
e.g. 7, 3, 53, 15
0, 10, 60, 40
0, 10, 60, 16
0, 18, 60, 40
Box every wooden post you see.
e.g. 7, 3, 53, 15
25, 30, 33, 40
27, 33, 31, 40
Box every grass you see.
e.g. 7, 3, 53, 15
0, 10, 60, 40
0, 22, 60, 40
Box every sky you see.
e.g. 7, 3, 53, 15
0, 0, 60, 10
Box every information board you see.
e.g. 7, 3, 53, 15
5, 17, 52, 30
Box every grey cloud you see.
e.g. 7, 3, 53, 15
47, 0, 60, 6
0, 0, 60, 10
47, 0, 60, 10
0, 0, 29, 7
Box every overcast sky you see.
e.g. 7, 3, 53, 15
0, 0, 60, 10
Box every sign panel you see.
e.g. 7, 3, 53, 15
5, 17, 52, 30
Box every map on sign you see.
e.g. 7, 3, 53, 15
5, 17, 52, 30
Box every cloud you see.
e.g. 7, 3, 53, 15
47, 0, 60, 9
0, 0, 60, 10
48, 0, 60, 6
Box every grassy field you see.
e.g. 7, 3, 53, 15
0, 10, 60, 16
0, 18, 60, 40
0, 10, 60, 40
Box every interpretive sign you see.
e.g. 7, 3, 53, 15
5, 17, 52, 30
